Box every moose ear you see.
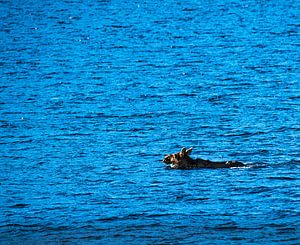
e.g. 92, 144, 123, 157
186, 147, 193, 155
181, 147, 187, 154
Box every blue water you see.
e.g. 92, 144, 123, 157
1, 0, 299, 243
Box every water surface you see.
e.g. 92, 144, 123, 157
0, 0, 299, 243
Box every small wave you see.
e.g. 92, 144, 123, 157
186, 197, 210, 201
8, 204, 30, 208
268, 176, 299, 181
248, 186, 272, 194
287, 159, 300, 164
207, 222, 257, 231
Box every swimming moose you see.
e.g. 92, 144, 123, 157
162, 147, 245, 169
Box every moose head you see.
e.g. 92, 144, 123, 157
162, 147, 193, 168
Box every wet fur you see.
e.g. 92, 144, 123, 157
163, 147, 245, 169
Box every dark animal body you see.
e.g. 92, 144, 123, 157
163, 147, 245, 169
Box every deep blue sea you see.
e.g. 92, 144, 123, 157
1, 0, 299, 244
